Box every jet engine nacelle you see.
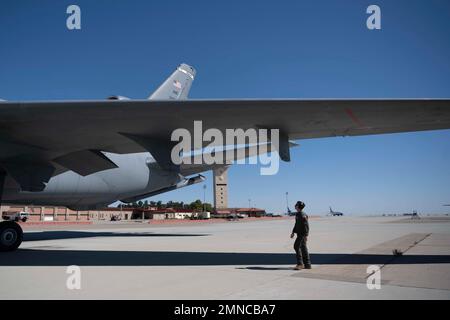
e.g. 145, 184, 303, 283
107, 95, 130, 100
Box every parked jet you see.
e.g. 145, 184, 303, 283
329, 207, 344, 216
1, 63, 450, 251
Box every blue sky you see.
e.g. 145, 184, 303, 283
1, 0, 449, 215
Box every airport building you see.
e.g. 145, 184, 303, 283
0, 204, 134, 222
213, 208, 266, 218
130, 208, 206, 220
0, 205, 205, 222
0, 204, 267, 222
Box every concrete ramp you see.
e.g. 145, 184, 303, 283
293, 233, 450, 291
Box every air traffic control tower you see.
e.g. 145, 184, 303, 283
213, 167, 229, 209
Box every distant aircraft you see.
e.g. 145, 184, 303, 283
329, 207, 344, 216
1, 63, 450, 251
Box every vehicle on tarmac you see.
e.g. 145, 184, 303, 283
265, 213, 283, 217
266, 213, 281, 217
227, 214, 245, 220
2, 211, 29, 222
110, 214, 121, 221
190, 212, 210, 220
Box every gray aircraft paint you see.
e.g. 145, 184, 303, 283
149, 63, 195, 100
7, 153, 184, 210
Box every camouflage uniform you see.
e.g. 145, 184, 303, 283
292, 211, 311, 267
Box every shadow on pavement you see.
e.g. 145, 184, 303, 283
236, 267, 295, 271
23, 231, 209, 241
1, 250, 450, 266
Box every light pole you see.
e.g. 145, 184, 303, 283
203, 184, 206, 212
248, 199, 251, 209
285, 192, 289, 215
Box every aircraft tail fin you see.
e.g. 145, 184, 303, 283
149, 63, 196, 100
329, 206, 333, 213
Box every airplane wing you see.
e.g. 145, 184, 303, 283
177, 141, 299, 176
1, 99, 449, 190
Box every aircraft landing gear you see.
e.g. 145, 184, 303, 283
0, 221, 23, 252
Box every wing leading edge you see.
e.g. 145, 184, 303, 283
1, 98, 449, 150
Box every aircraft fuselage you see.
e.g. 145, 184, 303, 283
1, 152, 182, 210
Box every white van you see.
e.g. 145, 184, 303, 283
2, 211, 29, 222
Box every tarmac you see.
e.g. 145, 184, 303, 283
0, 216, 449, 299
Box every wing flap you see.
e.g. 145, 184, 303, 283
178, 141, 298, 176
53, 150, 118, 176
122, 134, 180, 172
